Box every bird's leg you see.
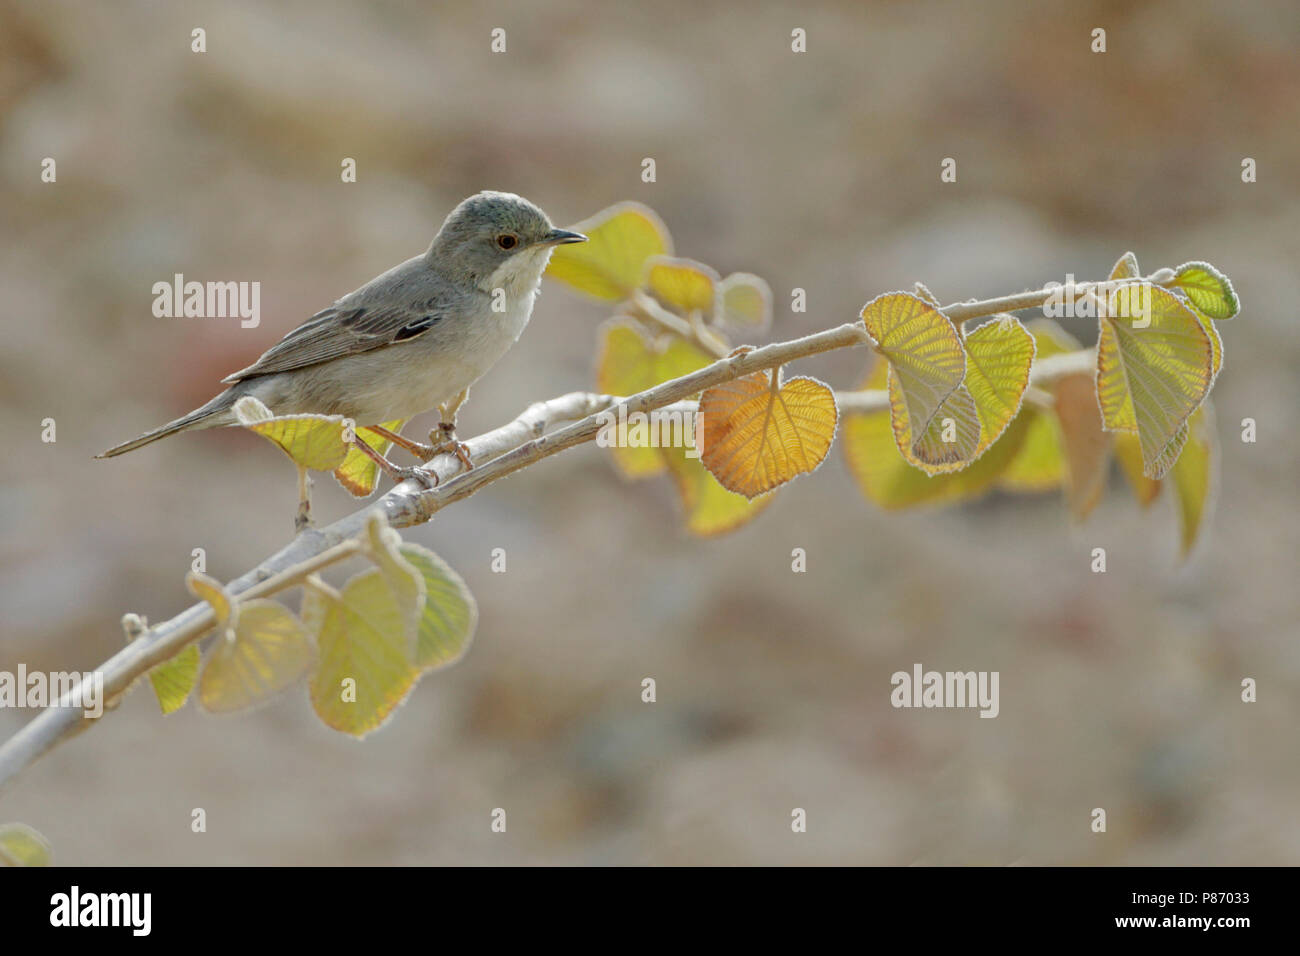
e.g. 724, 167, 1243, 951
295, 466, 314, 533
365, 424, 435, 461
349, 434, 438, 489
429, 389, 474, 471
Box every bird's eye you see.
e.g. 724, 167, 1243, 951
496, 234, 518, 250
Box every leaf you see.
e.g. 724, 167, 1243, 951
309, 569, 421, 738
859, 292, 969, 469
1023, 317, 1082, 358
595, 321, 712, 478
661, 441, 774, 535
333, 420, 406, 497
364, 512, 425, 653
234, 396, 352, 472
0, 823, 51, 866
644, 255, 718, 313
187, 570, 236, 630
698, 370, 837, 498
996, 408, 1065, 492
1053, 372, 1112, 521
398, 544, 478, 671
888, 376, 981, 474
1170, 404, 1216, 559
1094, 285, 1214, 479
715, 272, 773, 334
148, 644, 200, 715
198, 600, 314, 713
844, 393, 1037, 510
544, 202, 671, 301
960, 317, 1037, 456
1109, 251, 1141, 281
1113, 432, 1163, 508
1172, 261, 1239, 320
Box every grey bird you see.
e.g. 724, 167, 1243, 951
98, 191, 586, 483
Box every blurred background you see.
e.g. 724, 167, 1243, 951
2, 0, 1297, 864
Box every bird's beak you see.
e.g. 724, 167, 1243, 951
542, 228, 588, 245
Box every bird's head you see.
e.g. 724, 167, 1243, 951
429, 190, 586, 292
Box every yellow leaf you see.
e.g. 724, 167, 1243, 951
843, 393, 1036, 510
1094, 285, 1213, 478
333, 420, 405, 497
1053, 372, 1112, 521
544, 202, 671, 301
234, 396, 351, 472
1172, 261, 1239, 319
961, 317, 1037, 454
595, 321, 712, 479
1022, 317, 1082, 358
148, 644, 200, 715
996, 408, 1065, 492
1113, 432, 1162, 508
309, 569, 421, 738
186, 570, 235, 630
888, 376, 981, 473
399, 544, 478, 671
699, 370, 837, 498
859, 292, 968, 469
1170, 404, 1216, 559
644, 255, 718, 313
198, 600, 313, 713
0, 823, 51, 866
661, 442, 774, 535
715, 272, 773, 334
364, 512, 425, 653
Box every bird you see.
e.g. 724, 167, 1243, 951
98, 191, 587, 485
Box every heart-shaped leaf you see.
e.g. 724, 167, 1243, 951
545, 202, 671, 301
698, 370, 837, 498
1172, 261, 1239, 320
644, 255, 718, 313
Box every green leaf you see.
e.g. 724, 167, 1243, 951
996, 407, 1065, 492
398, 544, 478, 671
860, 292, 969, 472
148, 644, 200, 715
1109, 251, 1141, 281
309, 569, 421, 738
545, 202, 672, 301
1172, 261, 1239, 320
0, 823, 52, 866
1095, 285, 1214, 478
199, 600, 314, 713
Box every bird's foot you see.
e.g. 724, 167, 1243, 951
421, 422, 474, 471
348, 436, 439, 489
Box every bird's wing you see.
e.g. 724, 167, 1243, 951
220, 303, 447, 383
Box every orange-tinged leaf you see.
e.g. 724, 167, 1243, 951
545, 202, 671, 301
644, 255, 718, 313
860, 292, 968, 468
699, 371, 837, 498
661, 442, 774, 535
1053, 372, 1112, 521
1094, 285, 1214, 478
1170, 404, 1216, 559
333, 420, 405, 497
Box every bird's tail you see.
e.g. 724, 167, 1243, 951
97, 392, 237, 458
